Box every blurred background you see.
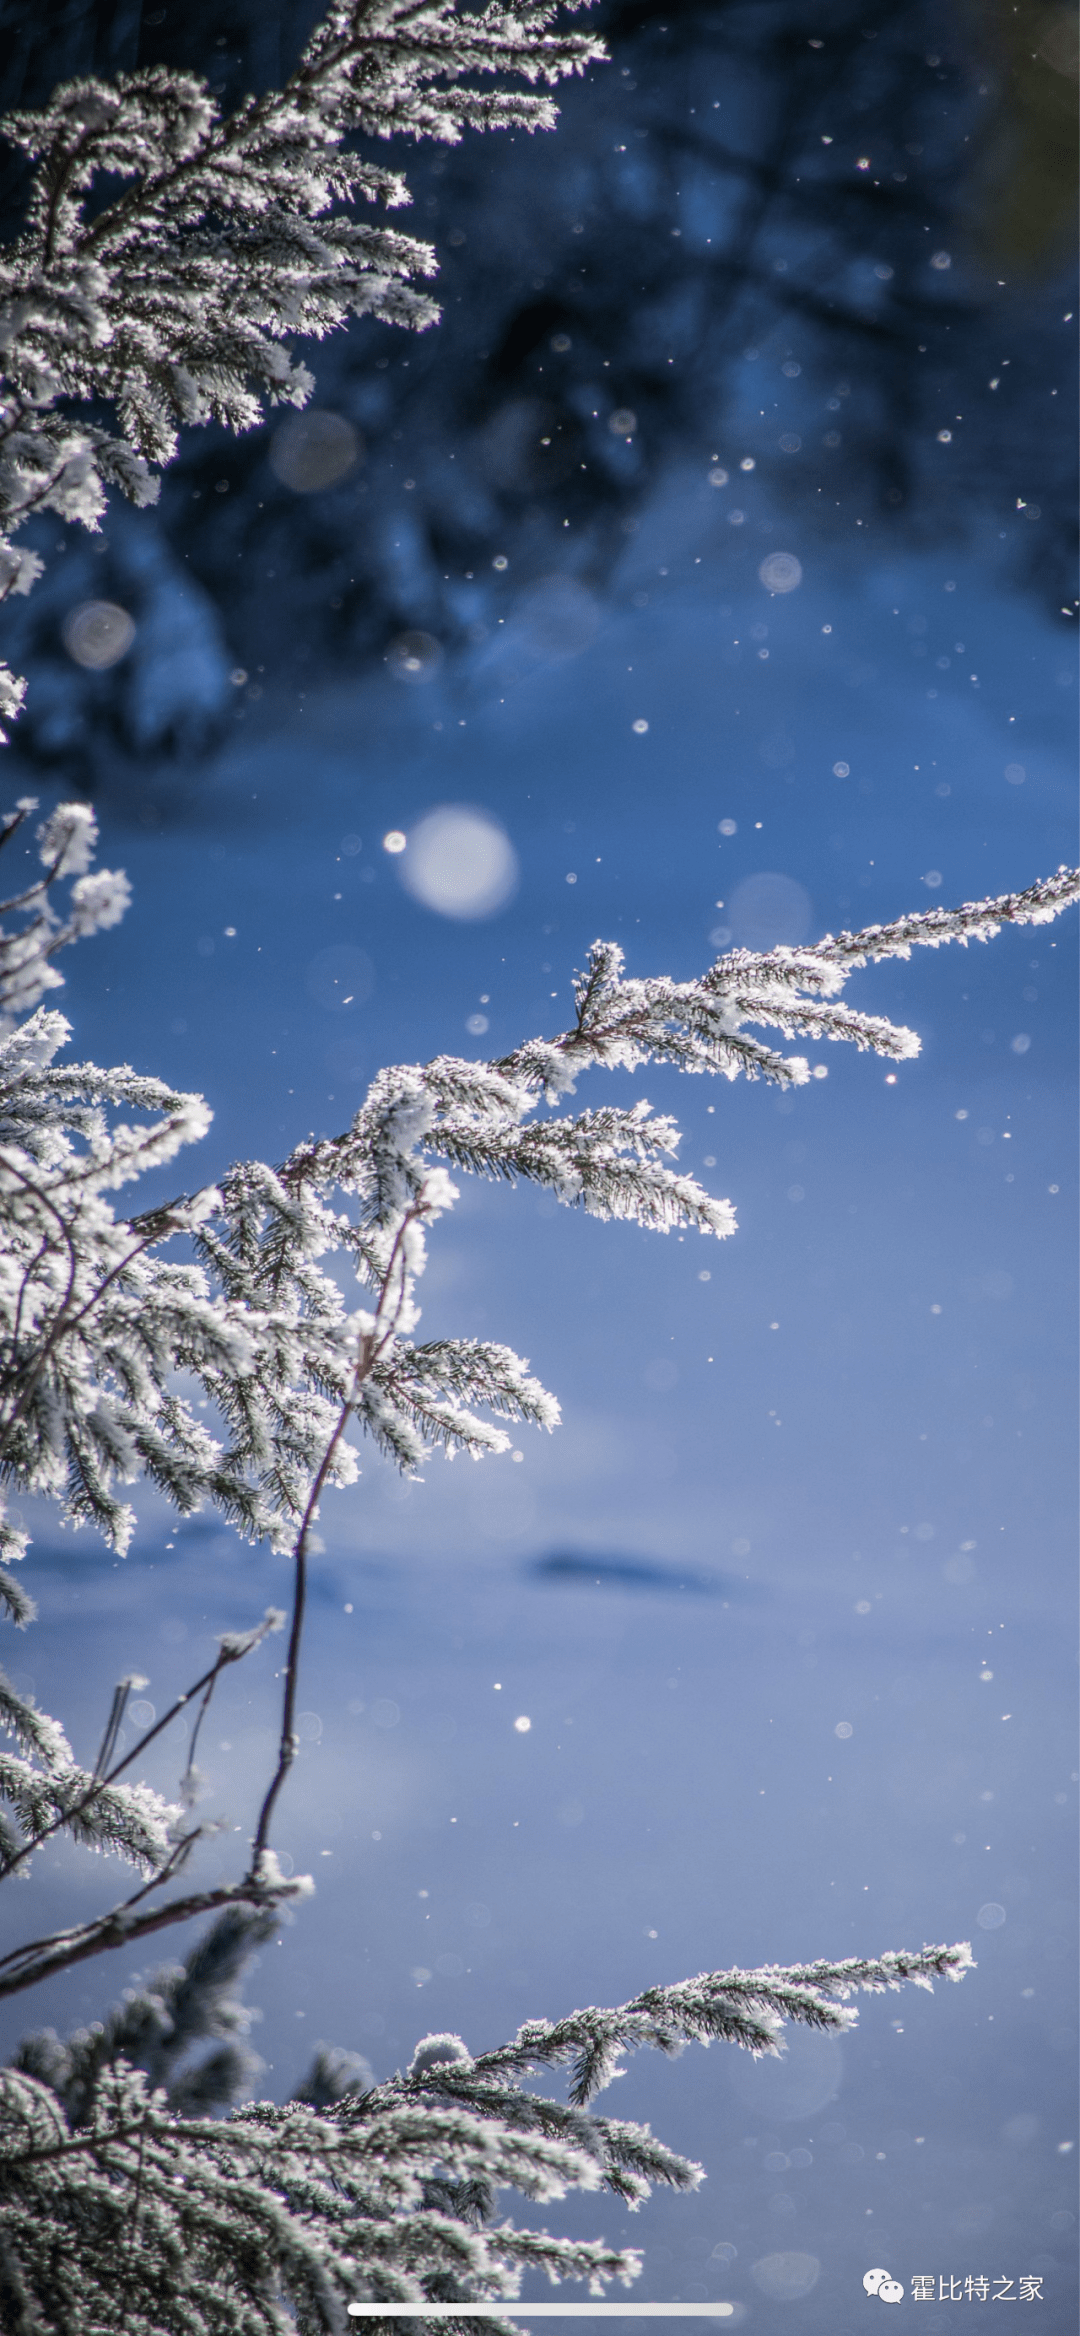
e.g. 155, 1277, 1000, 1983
0, 3, 1076, 2328
1, 0, 1077, 787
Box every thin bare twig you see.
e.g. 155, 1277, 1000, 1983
246, 1196, 425, 1871
0, 1872, 294, 2003
0, 1620, 282, 1886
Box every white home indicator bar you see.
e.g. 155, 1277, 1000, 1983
346, 2308, 736, 2320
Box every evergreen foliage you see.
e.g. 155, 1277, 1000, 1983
0, 10, 1076, 2330
0, 0, 603, 739
0, 1935, 974, 2335
4, 3, 1076, 782
0, 802, 1074, 2326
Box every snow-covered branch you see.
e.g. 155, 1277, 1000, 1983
0, 822, 1069, 2328
0, 1, 603, 735
0, 1931, 974, 2332
433, 1942, 976, 2105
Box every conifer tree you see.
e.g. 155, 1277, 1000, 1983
0, 9, 1077, 2330
0, 0, 605, 739
0, 800, 1075, 2332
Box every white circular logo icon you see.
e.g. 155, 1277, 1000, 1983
864, 2268, 904, 2303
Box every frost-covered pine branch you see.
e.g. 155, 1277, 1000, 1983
0, 15, 1062, 2327
0, 1926, 973, 2335
12, 1905, 284, 2127
0, 0, 604, 736
0, 795, 131, 1028
0, 823, 1076, 1974
0, 819, 1073, 2331
0, 1605, 297, 2005
436, 1942, 977, 2104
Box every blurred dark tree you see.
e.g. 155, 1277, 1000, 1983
0, 0, 1075, 791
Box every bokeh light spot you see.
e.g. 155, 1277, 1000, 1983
269, 409, 360, 492
398, 806, 519, 920
62, 600, 135, 669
